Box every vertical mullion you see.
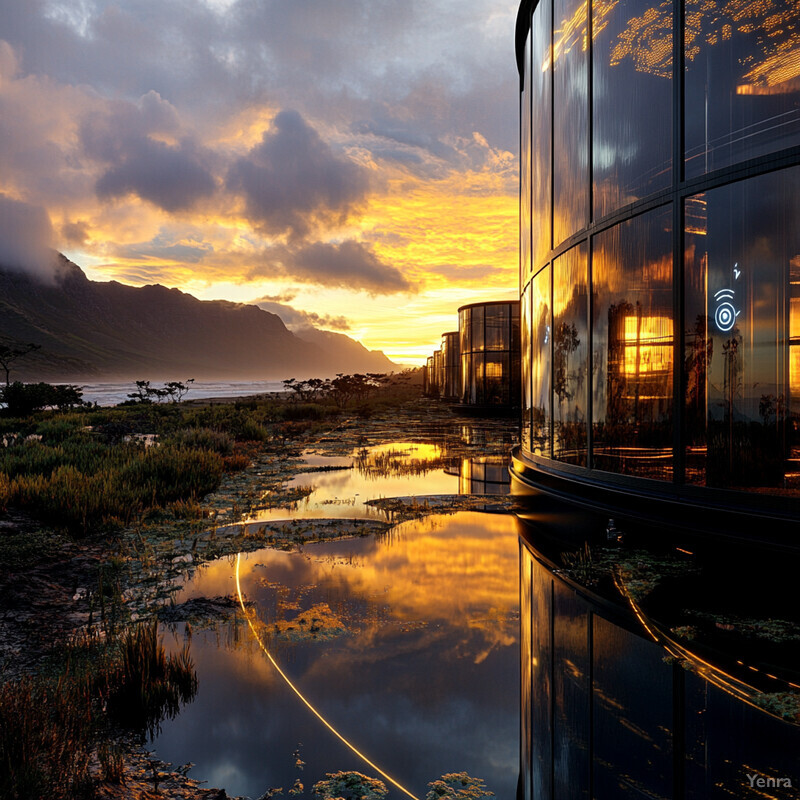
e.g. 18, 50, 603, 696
587, 234, 594, 470
549, 0, 554, 259
673, 0, 685, 485
587, 0, 594, 224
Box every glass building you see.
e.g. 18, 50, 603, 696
440, 331, 461, 401
519, 517, 800, 800
459, 301, 521, 409
514, 0, 800, 528
424, 354, 438, 398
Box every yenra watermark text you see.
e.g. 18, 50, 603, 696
747, 774, 793, 789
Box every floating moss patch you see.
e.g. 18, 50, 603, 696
683, 611, 800, 644
366, 494, 524, 523
752, 691, 800, 723
271, 602, 348, 641
157, 596, 251, 627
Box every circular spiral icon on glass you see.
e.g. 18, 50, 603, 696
713, 289, 739, 333
715, 302, 736, 332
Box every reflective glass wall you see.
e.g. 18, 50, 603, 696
520, 538, 800, 800
441, 331, 460, 401
424, 354, 439, 398
459, 301, 521, 408
517, 0, 800, 507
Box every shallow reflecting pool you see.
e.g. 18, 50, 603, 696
152, 510, 520, 799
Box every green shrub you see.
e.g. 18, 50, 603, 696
35, 417, 86, 444
1, 442, 223, 533
169, 426, 234, 455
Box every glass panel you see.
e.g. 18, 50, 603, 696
486, 305, 510, 350
522, 30, 532, 286
511, 302, 522, 411
592, 0, 672, 218
685, 2, 800, 177
685, 671, 800, 799
519, 545, 533, 800
684, 168, 800, 495
592, 616, 673, 798
532, 0, 553, 271
592, 206, 673, 480
530, 556, 552, 800
470, 354, 480, 404
553, 0, 588, 247
485, 353, 509, 405
532, 266, 552, 457
460, 307, 471, 358
553, 580, 590, 800
471, 305, 485, 352
522, 283, 533, 452
553, 243, 589, 466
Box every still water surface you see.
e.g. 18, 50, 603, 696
152, 447, 519, 799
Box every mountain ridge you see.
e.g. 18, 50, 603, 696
0, 256, 396, 382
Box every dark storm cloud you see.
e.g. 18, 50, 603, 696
289, 240, 410, 292
252, 298, 351, 331
95, 139, 216, 212
251, 239, 410, 294
60, 219, 90, 246
227, 110, 370, 239
1, 0, 517, 158
78, 91, 216, 212
0, 194, 58, 280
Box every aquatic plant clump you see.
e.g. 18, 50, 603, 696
312, 770, 389, 799
105, 619, 198, 739
425, 772, 495, 799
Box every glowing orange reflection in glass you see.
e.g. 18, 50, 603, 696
622, 315, 673, 377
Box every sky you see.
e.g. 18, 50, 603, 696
0, 0, 520, 365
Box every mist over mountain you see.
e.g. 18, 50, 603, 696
0, 255, 397, 382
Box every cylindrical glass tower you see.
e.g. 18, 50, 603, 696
440, 331, 460, 401
458, 301, 521, 410
514, 0, 800, 532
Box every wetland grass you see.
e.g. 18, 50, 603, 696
0, 619, 197, 800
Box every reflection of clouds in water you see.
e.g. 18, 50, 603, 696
154, 510, 520, 798
305, 513, 518, 619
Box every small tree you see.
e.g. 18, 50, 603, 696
163, 379, 194, 403
0, 342, 41, 386
127, 379, 194, 404
127, 380, 153, 404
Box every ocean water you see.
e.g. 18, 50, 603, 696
78, 380, 288, 407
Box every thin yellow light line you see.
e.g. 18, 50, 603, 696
235, 553, 421, 800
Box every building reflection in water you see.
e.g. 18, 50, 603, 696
457, 457, 511, 495
517, 512, 800, 800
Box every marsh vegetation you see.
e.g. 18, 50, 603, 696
0, 374, 514, 799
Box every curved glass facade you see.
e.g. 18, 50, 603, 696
440, 331, 460, 401
424, 354, 438, 398
517, 0, 800, 512
459, 301, 521, 408
520, 532, 800, 800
